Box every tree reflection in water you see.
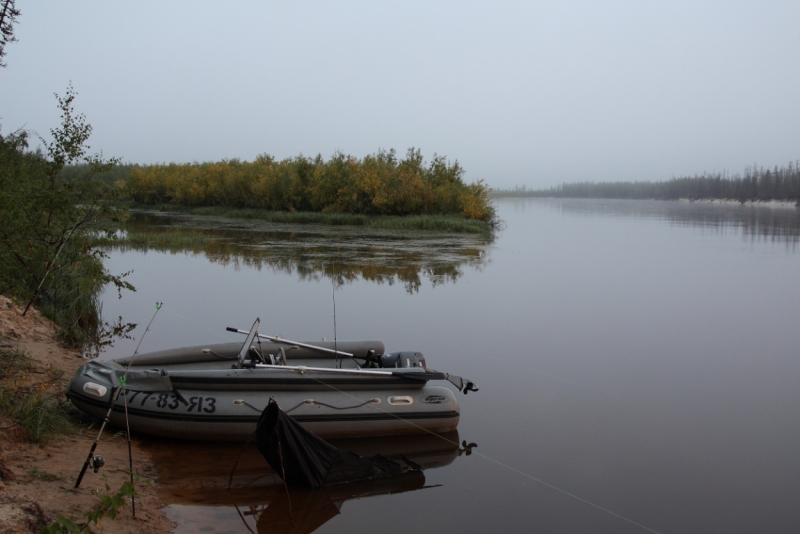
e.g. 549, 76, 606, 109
107, 211, 495, 293
549, 198, 800, 247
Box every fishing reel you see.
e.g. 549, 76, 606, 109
91, 455, 105, 473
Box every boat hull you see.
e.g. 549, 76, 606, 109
67, 383, 460, 440
67, 349, 461, 440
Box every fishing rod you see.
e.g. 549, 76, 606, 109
332, 279, 339, 369
74, 302, 164, 489
250, 362, 442, 380
23, 192, 110, 317
22, 228, 76, 316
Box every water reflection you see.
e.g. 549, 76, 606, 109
110, 211, 493, 292
246, 474, 427, 534
526, 198, 800, 247
142, 432, 467, 533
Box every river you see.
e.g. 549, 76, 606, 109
99, 199, 800, 533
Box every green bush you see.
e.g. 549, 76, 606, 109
0, 85, 134, 350
40, 481, 136, 534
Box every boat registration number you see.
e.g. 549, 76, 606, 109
121, 391, 217, 413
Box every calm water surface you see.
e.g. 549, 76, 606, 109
100, 199, 800, 533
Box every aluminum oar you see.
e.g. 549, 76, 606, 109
226, 326, 359, 359
249, 362, 442, 381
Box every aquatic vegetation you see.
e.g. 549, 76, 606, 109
119, 203, 492, 233
99, 212, 493, 293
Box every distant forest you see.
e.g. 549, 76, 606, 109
494, 162, 800, 203
59, 162, 135, 186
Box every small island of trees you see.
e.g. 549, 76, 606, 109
122, 150, 496, 226
61, 150, 499, 233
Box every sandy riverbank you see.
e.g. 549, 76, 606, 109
0, 295, 175, 533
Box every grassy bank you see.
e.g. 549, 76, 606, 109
0, 347, 72, 444
122, 202, 494, 233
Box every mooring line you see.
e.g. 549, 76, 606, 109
157, 313, 646, 526
365, 314, 621, 399
153, 290, 617, 398
300, 374, 659, 534
125, 311, 649, 531
161, 307, 231, 341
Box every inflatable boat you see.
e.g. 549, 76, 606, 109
66, 319, 478, 441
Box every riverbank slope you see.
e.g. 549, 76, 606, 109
0, 295, 174, 533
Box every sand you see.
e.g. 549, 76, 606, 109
0, 295, 175, 533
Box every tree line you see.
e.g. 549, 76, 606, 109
120, 150, 497, 224
496, 162, 800, 202
59, 162, 135, 186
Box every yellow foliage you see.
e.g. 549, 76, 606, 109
124, 150, 496, 223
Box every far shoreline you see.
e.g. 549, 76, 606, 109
491, 194, 800, 208
675, 198, 799, 208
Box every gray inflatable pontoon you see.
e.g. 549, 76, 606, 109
66, 320, 478, 441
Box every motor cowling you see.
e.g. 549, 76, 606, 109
380, 351, 426, 369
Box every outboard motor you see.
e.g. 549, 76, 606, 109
380, 351, 427, 369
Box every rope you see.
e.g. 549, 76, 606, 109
277, 441, 293, 526
365, 313, 621, 399
300, 399, 375, 411
298, 373, 660, 534
239, 398, 375, 414
157, 308, 650, 529
233, 504, 257, 534
228, 432, 255, 491
161, 307, 230, 342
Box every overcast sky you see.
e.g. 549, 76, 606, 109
2, 1, 799, 189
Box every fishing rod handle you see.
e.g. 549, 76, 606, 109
74, 442, 98, 488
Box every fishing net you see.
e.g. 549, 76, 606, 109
254, 398, 416, 489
